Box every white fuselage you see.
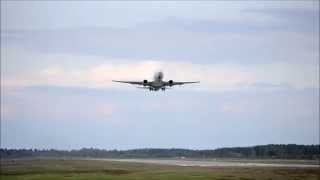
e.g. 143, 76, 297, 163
150, 71, 165, 90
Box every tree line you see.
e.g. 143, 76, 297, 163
1, 144, 319, 160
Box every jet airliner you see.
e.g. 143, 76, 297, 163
112, 71, 199, 91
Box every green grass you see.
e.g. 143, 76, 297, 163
0, 159, 319, 180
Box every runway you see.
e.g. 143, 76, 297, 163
101, 158, 320, 168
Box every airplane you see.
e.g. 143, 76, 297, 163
112, 71, 199, 91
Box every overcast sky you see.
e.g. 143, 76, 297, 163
1, 1, 319, 150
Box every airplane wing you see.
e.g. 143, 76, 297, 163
112, 80, 149, 86
165, 81, 200, 86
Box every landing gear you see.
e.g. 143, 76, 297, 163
161, 87, 166, 91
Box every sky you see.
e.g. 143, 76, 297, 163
1, 1, 319, 150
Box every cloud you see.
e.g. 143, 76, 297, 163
2, 1, 317, 30
2, 12, 318, 64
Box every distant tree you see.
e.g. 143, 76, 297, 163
1, 144, 319, 160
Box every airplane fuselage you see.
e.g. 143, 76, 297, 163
149, 72, 166, 91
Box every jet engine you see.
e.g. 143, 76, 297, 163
168, 80, 173, 86
143, 80, 148, 86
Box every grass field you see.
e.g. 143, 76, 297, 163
0, 159, 319, 180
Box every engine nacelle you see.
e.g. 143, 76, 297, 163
168, 80, 173, 86
143, 80, 148, 86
